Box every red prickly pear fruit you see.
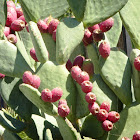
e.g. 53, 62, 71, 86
48, 18, 59, 34
0, 73, 5, 79
18, 15, 27, 25
71, 66, 82, 82
52, 29, 56, 41
102, 120, 113, 131
4, 26, 11, 37
100, 101, 110, 112
92, 29, 104, 42
26, 24, 29, 32
85, 92, 96, 103
51, 87, 63, 102
97, 109, 108, 122
31, 75, 41, 89
134, 56, 140, 71
99, 17, 114, 32
30, 48, 39, 62
7, 34, 17, 44
58, 99, 67, 106
66, 59, 72, 72
77, 71, 89, 85
58, 104, 70, 117
133, 131, 140, 140
7, 1, 16, 10
121, 137, 130, 140
41, 89, 52, 102
11, 20, 25, 31
22, 71, 33, 85
73, 55, 85, 68
82, 59, 94, 77
82, 29, 93, 46
108, 111, 120, 123
88, 24, 100, 33
6, 7, 17, 26
44, 16, 53, 25
88, 102, 100, 116
16, 8, 23, 18
99, 41, 110, 58
37, 20, 48, 33
81, 80, 93, 93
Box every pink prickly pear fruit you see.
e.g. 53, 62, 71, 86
88, 24, 100, 33
48, 18, 59, 34
6, 7, 17, 26
58, 104, 70, 117
18, 15, 27, 25
51, 87, 63, 102
88, 102, 100, 116
81, 80, 93, 93
7, 1, 16, 10
66, 59, 72, 72
58, 99, 67, 106
52, 29, 56, 41
99, 17, 114, 32
71, 66, 82, 82
73, 55, 85, 68
82, 29, 93, 46
0, 73, 5, 79
82, 59, 94, 77
41, 88, 52, 102
31, 75, 41, 89
16, 8, 23, 18
85, 92, 96, 103
92, 29, 104, 42
97, 109, 108, 122
44, 16, 53, 25
22, 71, 33, 85
100, 101, 110, 112
134, 56, 140, 71
77, 71, 89, 85
37, 20, 48, 33
121, 137, 130, 140
11, 19, 25, 31
99, 41, 110, 58
4, 26, 11, 37
7, 34, 17, 44
108, 111, 120, 123
133, 131, 140, 140
30, 48, 39, 62
26, 24, 29, 32
102, 120, 113, 131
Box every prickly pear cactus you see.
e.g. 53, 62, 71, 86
0, 0, 140, 139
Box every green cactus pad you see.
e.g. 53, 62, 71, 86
28, 21, 49, 63
99, 47, 132, 105
0, 110, 26, 133
81, 115, 105, 139
120, 0, 140, 49
55, 116, 81, 140
130, 49, 140, 102
56, 17, 84, 64
41, 33, 56, 62
108, 102, 140, 139
0, 77, 40, 121
91, 74, 119, 111
36, 61, 77, 122
19, 83, 58, 116
0, 40, 33, 78
19, 0, 69, 22
86, 44, 100, 74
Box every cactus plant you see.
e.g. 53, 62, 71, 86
0, 0, 140, 139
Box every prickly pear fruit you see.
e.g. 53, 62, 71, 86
134, 56, 140, 71
88, 24, 100, 33
37, 20, 48, 33
73, 55, 85, 68
7, 34, 17, 44
30, 48, 39, 62
99, 17, 114, 32
18, 15, 27, 25
52, 29, 56, 41
51, 87, 63, 102
92, 29, 104, 42
4, 26, 11, 37
88, 102, 100, 116
22, 71, 33, 85
81, 80, 93, 93
48, 18, 59, 34
85, 92, 96, 103
100, 101, 110, 112
108, 111, 120, 123
16, 8, 23, 18
58, 99, 67, 106
0, 73, 5, 79
133, 131, 140, 140
11, 19, 25, 31
97, 109, 108, 122
7, 1, 16, 10
31, 75, 41, 89
71, 66, 82, 82
58, 104, 70, 117
66, 59, 73, 72
41, 89, 52, 102
44, 16, 53, 25
102, 120, 113, 131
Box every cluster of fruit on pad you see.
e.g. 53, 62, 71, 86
70, 64, 120, 131
4, 1, 27, 44
121, 130, 140, 140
